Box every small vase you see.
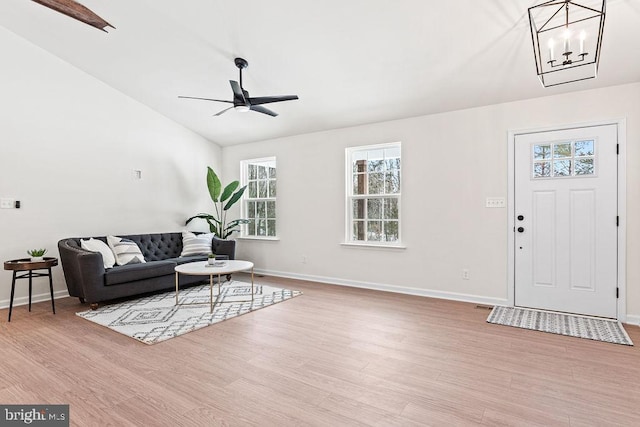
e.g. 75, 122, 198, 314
31, 256, 44, 262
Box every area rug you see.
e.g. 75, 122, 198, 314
77, 281, 302, 345
487, 306, 633, 346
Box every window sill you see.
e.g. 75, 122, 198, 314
236, 236, 280, 241
340, 242, 407, 250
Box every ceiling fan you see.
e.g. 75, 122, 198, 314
179, 57, 299, 117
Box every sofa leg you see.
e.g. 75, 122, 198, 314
79, 297, 85, 304
90, 303, 99, 310
226, 274, 232, 282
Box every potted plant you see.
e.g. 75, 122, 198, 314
27, 248, 47, 262
186, 167, 249, 238
208, 253, 216, 265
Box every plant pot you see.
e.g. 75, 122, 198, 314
207, 258, 216, 265
31, 257, 44, 262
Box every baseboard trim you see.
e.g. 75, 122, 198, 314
0, 290, 70, 310
625, 315, 640, 326
254, 269, 508, 307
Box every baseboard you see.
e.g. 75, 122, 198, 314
254, 269, 508, 307
625, 315, 640, 326
0, 290, 70, 310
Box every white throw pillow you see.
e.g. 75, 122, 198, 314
107, 235, 146, 266
180, 231, 214, 257
81, 238, 116, 269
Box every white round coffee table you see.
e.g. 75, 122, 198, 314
175, 260, 254, 312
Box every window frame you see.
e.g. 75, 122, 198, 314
240, 156, 278, 240
344, 142, 403, 247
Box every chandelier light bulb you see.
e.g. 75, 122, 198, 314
580, 31, 586, 54
563, 29, 571, 54
548, 38, 555, 61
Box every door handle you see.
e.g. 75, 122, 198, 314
517, 227, 525, 233
517, 215, 524, 221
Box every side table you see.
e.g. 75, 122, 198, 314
3, 257, 58, 322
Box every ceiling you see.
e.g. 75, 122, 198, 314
1, 0, 639, 146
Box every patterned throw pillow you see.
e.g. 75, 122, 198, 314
81, 238, 116, 269
107, 235, 146, 266
180, 231, 214, 257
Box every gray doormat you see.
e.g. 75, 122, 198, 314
487, 306, 633, 346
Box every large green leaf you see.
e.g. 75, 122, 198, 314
223, 186, 247, 210
220, 181, 240, 202
185, 213, 215, 225
207, 167, 222, 202
226, 219, 249, 228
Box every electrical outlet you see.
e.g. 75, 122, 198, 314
462, 269, 470, 280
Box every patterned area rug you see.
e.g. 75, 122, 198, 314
487, 306, 633, 346
77, 281, 302, 345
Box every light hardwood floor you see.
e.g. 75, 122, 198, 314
1, 274, 639, 426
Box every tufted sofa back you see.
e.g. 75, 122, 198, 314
65, 232, 184, 261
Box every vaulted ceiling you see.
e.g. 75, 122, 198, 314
1, 0, 639, 146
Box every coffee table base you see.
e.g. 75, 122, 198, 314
175, 268, 254, 313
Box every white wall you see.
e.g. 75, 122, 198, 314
0, 27, 220, 308
223, 82, 640, 318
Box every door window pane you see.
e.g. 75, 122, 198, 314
554, 143, 571, 158
575, 158, 594, 175
534, 145, 551, 160
575, 140, 594, 156
534, 162, 551, 178
553, 160, 571, 176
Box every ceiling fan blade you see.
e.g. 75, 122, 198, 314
213, 107, 234, 117
178, 96, 232, 103
248, 95, 299, 106
229, 80, 246, 103
250, 105, 278, 117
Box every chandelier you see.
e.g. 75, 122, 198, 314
528, 0, 606, 87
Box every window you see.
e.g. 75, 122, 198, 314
346, 142, 401, 244
532, 139, 595, 178
241, 157, 277, 238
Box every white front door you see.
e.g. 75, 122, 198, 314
514, 124, 618, 318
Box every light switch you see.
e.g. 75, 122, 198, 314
485, 197, 506, 208
1, 198, 15, 209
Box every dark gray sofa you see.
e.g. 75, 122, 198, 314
58, 232, 235, 308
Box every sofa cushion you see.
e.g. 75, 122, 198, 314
107, 236, 146, 266
81, 238, 115, 269
167, 255, 208, 265
180, 231, 214, 257
104, 260, 176, 286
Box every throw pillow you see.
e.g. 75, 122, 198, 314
107, 235, 146, 266
180, 231, 214, 257
80, 238, 116, 269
